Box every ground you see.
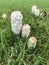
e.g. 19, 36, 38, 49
0, 0, 49, 65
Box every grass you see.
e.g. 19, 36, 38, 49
0, 0, 49, 65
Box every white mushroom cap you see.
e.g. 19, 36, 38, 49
27, 37, 37, 48
11, 11, 23, 20
22, 24, 30, 30
32, 5, 37, 13
10, 11, 23, 35
22, 24, 30, 38
34, 9, 40, 16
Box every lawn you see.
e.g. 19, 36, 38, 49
0, 0, 49, 65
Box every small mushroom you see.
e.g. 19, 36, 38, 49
27, 37, 37, 48
22, 24, 30, 38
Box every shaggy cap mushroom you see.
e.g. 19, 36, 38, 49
32, 5, 37, 13
27, 37, 37, 48
34, 9, 40, 16
22, 24, 30, 38
11, 11, 23, 35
